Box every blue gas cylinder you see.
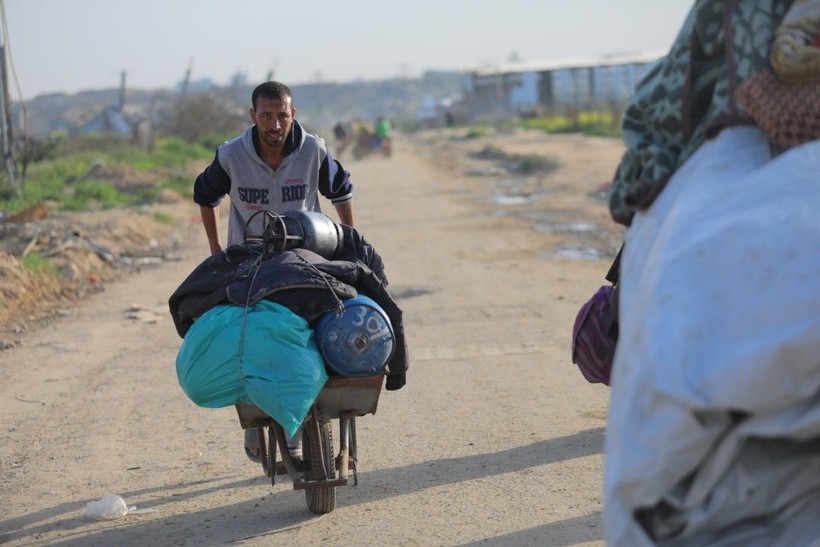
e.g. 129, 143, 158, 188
314, 295, 395, 377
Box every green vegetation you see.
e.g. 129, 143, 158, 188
157, 173, 197, 199
152, 211, 175, 224
514, 154, 556, 174
21, 252, 58, 275
0, 109, 621, 214
0, 135, 216, 213
519, 110, 622, 138
454, 110, 623, 142
463, 126, 491, 139
62, 181, 131, 211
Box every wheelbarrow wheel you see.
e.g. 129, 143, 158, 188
303, 409, 336, 514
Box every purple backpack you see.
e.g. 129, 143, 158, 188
571, 284, 618, 386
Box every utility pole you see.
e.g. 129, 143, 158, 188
118, 70, 126, 111
265, 58, 279, 82
179, 58, 193, 101
0, 0, 17, 196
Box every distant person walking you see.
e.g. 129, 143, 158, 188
332, 120, 354, 157
374, 116, 392, 157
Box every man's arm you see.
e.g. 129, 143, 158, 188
200, 205, 222, 255
318, 148, 354, 222
193, 149, 232, 255
334, 201, 354, 227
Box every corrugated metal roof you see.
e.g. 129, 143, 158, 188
468, 51, 666, 77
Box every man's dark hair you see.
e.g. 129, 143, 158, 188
251, 81, 293, 109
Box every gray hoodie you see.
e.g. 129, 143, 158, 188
194, 121, 353, 245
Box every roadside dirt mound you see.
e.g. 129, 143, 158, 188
0, 203, 196, 343
0, 249, 67, 343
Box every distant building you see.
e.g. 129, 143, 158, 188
77, 71, 134, 136
416, 94, 464, 128
77, 104, 133, 135
463, 51, 663, 121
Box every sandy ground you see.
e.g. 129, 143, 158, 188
0, 127, 625, 546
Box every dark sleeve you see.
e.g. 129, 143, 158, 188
318, 149, 353, 205
355, 271, 407, 391
193, 149, 232, 207
339, 224, 387, 285
168, 250, 235, 337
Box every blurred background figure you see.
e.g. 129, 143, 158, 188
332, 119, 354, 157
374, 115, 392, 157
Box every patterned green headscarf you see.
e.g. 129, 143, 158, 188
609, 0, 793, 226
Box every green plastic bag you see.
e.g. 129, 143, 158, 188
175, 300, 328, 437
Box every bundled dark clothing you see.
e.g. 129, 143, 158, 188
169, 226, 407, 391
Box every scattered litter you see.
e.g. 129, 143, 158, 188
84, 493, 154, 520
535, 221, 598, 233
14, 395, 43, 404
126, 304, 166, 323
545, 246, 607, 260
84, 494, 132, 520
0, 339, 18, 350
466, 166, 505, 176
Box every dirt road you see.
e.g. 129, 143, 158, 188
1, 128, 623, 546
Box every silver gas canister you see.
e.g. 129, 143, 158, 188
262, 210, 344, 259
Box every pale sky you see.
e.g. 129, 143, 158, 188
6, 0, 693, 100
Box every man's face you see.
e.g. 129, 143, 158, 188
250, 95, 295, 150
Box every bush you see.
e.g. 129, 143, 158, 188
167, 94, 246, 143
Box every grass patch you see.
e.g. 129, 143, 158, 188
129, 138, 214, 170
0, 135, 210, 214
158, 175, 194, 200
519, 110, 622, 138
152, 211, 175, 224
21, 252, 58, 275
62, 181, 130, 211
463, 126, 490, 139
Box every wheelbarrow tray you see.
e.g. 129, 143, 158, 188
234, 372, 385, 507
235, 372, 385, 429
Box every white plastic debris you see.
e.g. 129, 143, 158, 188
84, 493, 134, 520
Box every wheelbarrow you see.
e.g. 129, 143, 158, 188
235, 372, 385, 514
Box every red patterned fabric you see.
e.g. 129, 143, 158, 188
735, 69, 820, 149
